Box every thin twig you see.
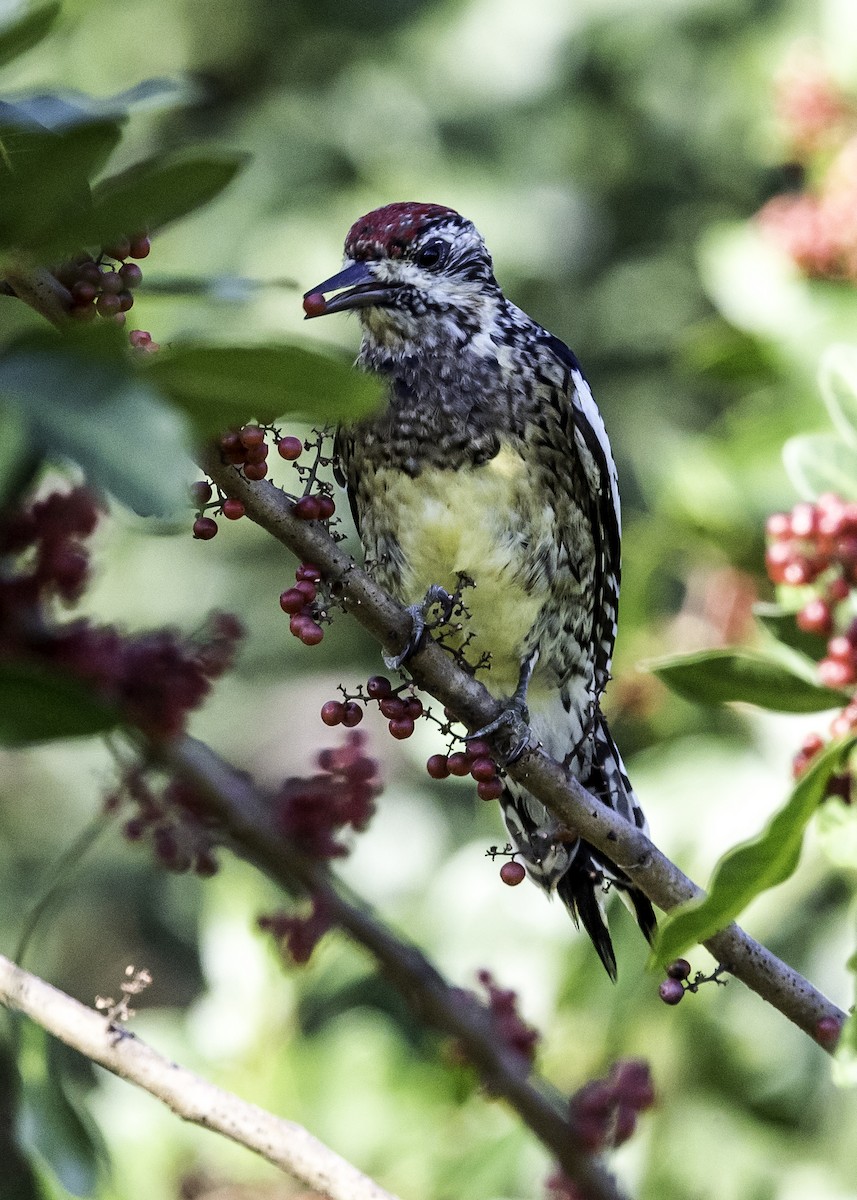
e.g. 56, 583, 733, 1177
0, 954, 400, 1200
198, 448, 847, 1048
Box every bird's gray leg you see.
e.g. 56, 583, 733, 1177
383, 584, 455, 670
468, 649, 538, 764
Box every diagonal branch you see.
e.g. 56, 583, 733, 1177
152, 734, 627, 1200
198, 446, 847, 1048
0, 953, 400, 1200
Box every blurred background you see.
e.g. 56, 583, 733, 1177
2, 0, 857, 1197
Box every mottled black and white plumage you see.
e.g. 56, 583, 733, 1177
304, 202, 655, 977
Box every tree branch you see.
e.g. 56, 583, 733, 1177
0, 954, 400, 1200
198, 446, 847, 1048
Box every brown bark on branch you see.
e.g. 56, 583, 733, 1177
198, 447, 847, 1048
0, 954, 400, 1200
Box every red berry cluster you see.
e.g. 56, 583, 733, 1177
427, 737, 503, 800
258, 892, 332, 965
114, 766, 220, 877
816, 1015, 844, 1048
218, 424, 273, 481
275, 732, 380, 860
0, 485, 101, 614
568, 1058, 655, 1152
0, 487, 243, 738
53, 234, 150, 324
281, 562, 326, 646
657, 959, 727, 1006
475, 968, 540, 1066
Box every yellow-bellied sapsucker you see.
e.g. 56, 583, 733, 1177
304, 202, 655, 977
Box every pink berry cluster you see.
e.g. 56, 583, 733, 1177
774, 51, 850, 160
474, 968, 540, 1066
765, 494, 857, 794
275, 731, 380, 860
322, 674, 424, 739
280, 562, 326, 646
54, 233, 150, 323
0, 485, 243, 738
258, 892, 332, 965
426, 737, 503, 800
759, 55, 857, 280
111, 765, 220, 877
568, 1058, 655, 1152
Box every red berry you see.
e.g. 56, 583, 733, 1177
367, 675, 392, 699
797, 598, 833, 635
405, 697, 424, 720
96, 292, 121, 316
193, 517, 218, 540
816, 1016, 842, 1046
426, 754, 450, 779
477, 778, 504, 801
190, 481, 212, 505
828, 635, 854, 662
222, 498, 245, 520
316, 495, 336, 519
119, 262, 143, 288
666, 958, 691, 980
71, 280, 97, 304
303, 292, 327, 317
78, 262, 102, 285
828, 576, 851, 602
294, 579, 317, 602
790, 502, 818, 538
765, 541, 793, 582
321, 700, 345, 726
220, 430, 241, 451
100, 270, 123, 295
658, 978, 685, 1005
765, 512, 791, 539
447, 752, 470, 776
244, 462, 268, 481
389, 717, 415, 739
104, 237, 131, 260
290, 614, 324, 645
279, 588, 307, 614
278, 436, 303, 460
819, 658, 856, 688
500, 860, 526, 886
470, 756, 498, 782
117, 290, 134, 312
379, 697, 405, 719
294, 496, 321, 520
466, 738, 493, 760
342, 702, 364, 728
129, 234, 151, 259
297, 563, 322, 582
240, 425, 265, 449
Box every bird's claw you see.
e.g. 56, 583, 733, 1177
468, 700, 532, 766
383, 584, 455, 670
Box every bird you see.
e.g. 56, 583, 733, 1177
302, 201, 656, 978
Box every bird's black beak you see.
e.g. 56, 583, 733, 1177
302, 260, 397, 319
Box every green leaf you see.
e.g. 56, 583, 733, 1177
0, 3, 60, 70
0, 333, 192, 517
753, 601, 828, 661
650, 737, 856, 967
816, 798, 857, 869
144, 342, 384, 434
648, 647, 847, 713
17, 1024, 103, 1197
0, 660, 120, 745
0, 118, 122, 256
82, 152, 248, 246
782, 433, 857, 503
819, 344, 857, 447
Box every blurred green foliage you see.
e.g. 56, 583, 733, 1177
2, 0, 857, 1198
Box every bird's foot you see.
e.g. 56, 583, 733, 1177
383, 584, 455, 670
468, 697, 532, 766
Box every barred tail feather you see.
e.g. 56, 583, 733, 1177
557, 711, 656, 978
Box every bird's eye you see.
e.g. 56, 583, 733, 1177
414, 240, 447, 270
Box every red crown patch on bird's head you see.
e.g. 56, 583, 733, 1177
345, 202, 460, 260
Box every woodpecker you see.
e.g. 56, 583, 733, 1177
303, 202, 655, 977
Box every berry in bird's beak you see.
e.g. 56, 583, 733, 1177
302, 260, 397, 318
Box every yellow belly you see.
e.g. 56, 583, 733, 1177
370, 444, 549, 695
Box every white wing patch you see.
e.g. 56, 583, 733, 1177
570, 367, 621, 538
